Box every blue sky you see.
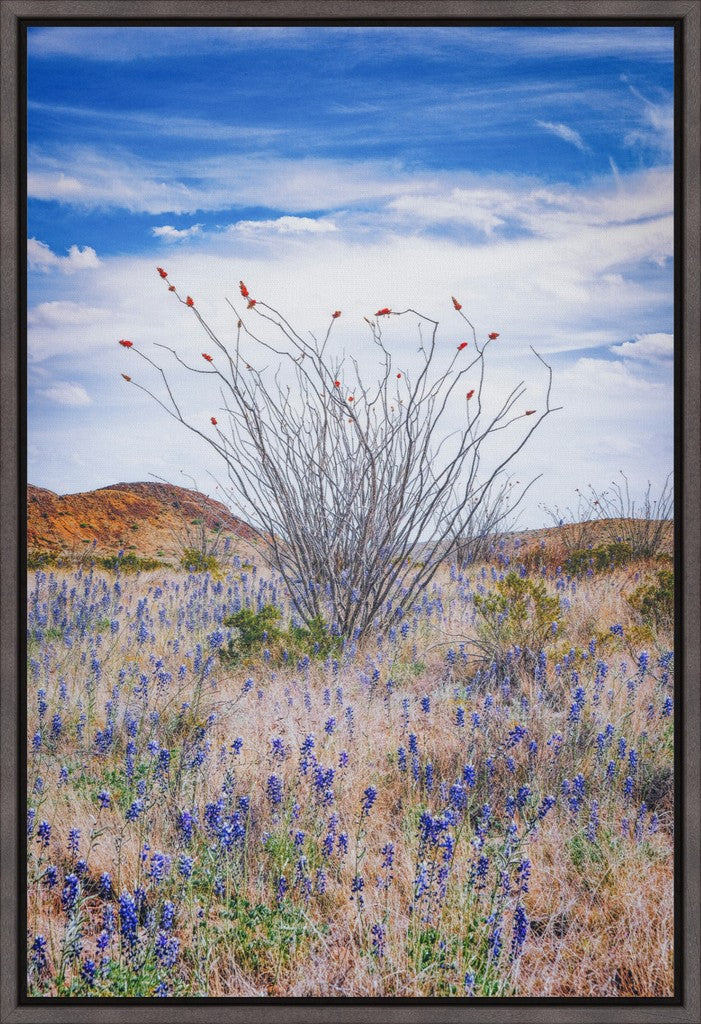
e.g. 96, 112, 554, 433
26, 25, 675, 527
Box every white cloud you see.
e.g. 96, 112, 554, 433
28, 237, 100, 273
38, 381, 92, 406
610, 332, 673, 361
230, 216, 338, 235
535, 120, 590, 153
152, 224, 203, 242
27, 301, 115, 361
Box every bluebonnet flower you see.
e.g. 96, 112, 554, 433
177, 809, 196, 845
324, 717, 336, 735
149, 851, 171, 883
420, 695, 431, 714
61, 873, 80, 914
126, 799, 144, 822
97, 789, 111, 809
118, 892, 139, 950
30, 935, 48, 975
178, 855, 194, 879
371, 922, 386, 957
37, 820, 51, 848
80, 958, 97, 987
155, 931, 179, 968
464, 972, 475, 995
537, 794, 556, 819
610, 623, 624, 637
276, 875, 288, 904
158, 902, 175, 934
662, 696, 673, 717
350, 874, 365, 907
266, 774, 283, 807
99, 872, 112, 898
507, 723, 527, 748
43, 865, 58, 889
463, 764, 476, 788
511, 905, 528, 958
361, 786, 377, 816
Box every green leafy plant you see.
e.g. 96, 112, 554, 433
564, 541, 633, 576
99, 552, 165, 573
179, 547, 221, 574
472, 571, 561, 668
628, 569, 674, 628
220, 604, 340, 666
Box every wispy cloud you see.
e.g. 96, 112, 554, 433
38, 381, 92, 406
27, 25, 675, 64
535, 120, 590, 153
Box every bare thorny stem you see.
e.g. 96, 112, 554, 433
121, 274, 561, 639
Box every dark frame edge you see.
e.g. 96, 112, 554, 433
1, 2, 700, 1023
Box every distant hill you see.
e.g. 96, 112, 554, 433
27, 482, 257, 560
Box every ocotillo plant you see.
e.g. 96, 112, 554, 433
119, 271, 560, 638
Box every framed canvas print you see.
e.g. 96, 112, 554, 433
1, 3, 699, 1022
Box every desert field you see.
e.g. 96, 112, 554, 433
25, 529, 674, 998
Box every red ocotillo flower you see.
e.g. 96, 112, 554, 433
457, 342, 468, 351
239, 281, 249, 298
375, 307, 391, 316
202, 353, 213, 362
186, 296, 194, 307
211, 417, 218, 425
488, 331, 499, 340
347, 396, 354, 402
525, 409, 536, 416
334, 380, 341, 388
452, 296, 462, 311
157, 267, 168, 278
332, 310, 341, 319
466, 389, 475, 400
121, 374, 131, 382
247, 299, 257, 308
396, 373, 402, 379
119, 339, 133, 348
168, 285, 176, 292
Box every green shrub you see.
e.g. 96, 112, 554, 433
99, 552, 165, 573
27, 549, 58, 570
564, 541, 633, 576
179, 547, 221, 574
473, 571, 561, 667
628, 569, 674, 628
220, 604, 340, 667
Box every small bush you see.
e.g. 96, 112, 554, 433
27, 549, 58, 570
220, 604, 340, 667
179, 548, 221, 574
628, 569, 674, 628
565, 541, 633, 576
99, 553, 165, 573
472, 571, 561, 668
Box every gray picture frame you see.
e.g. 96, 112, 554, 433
1, 2, 699, 1022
